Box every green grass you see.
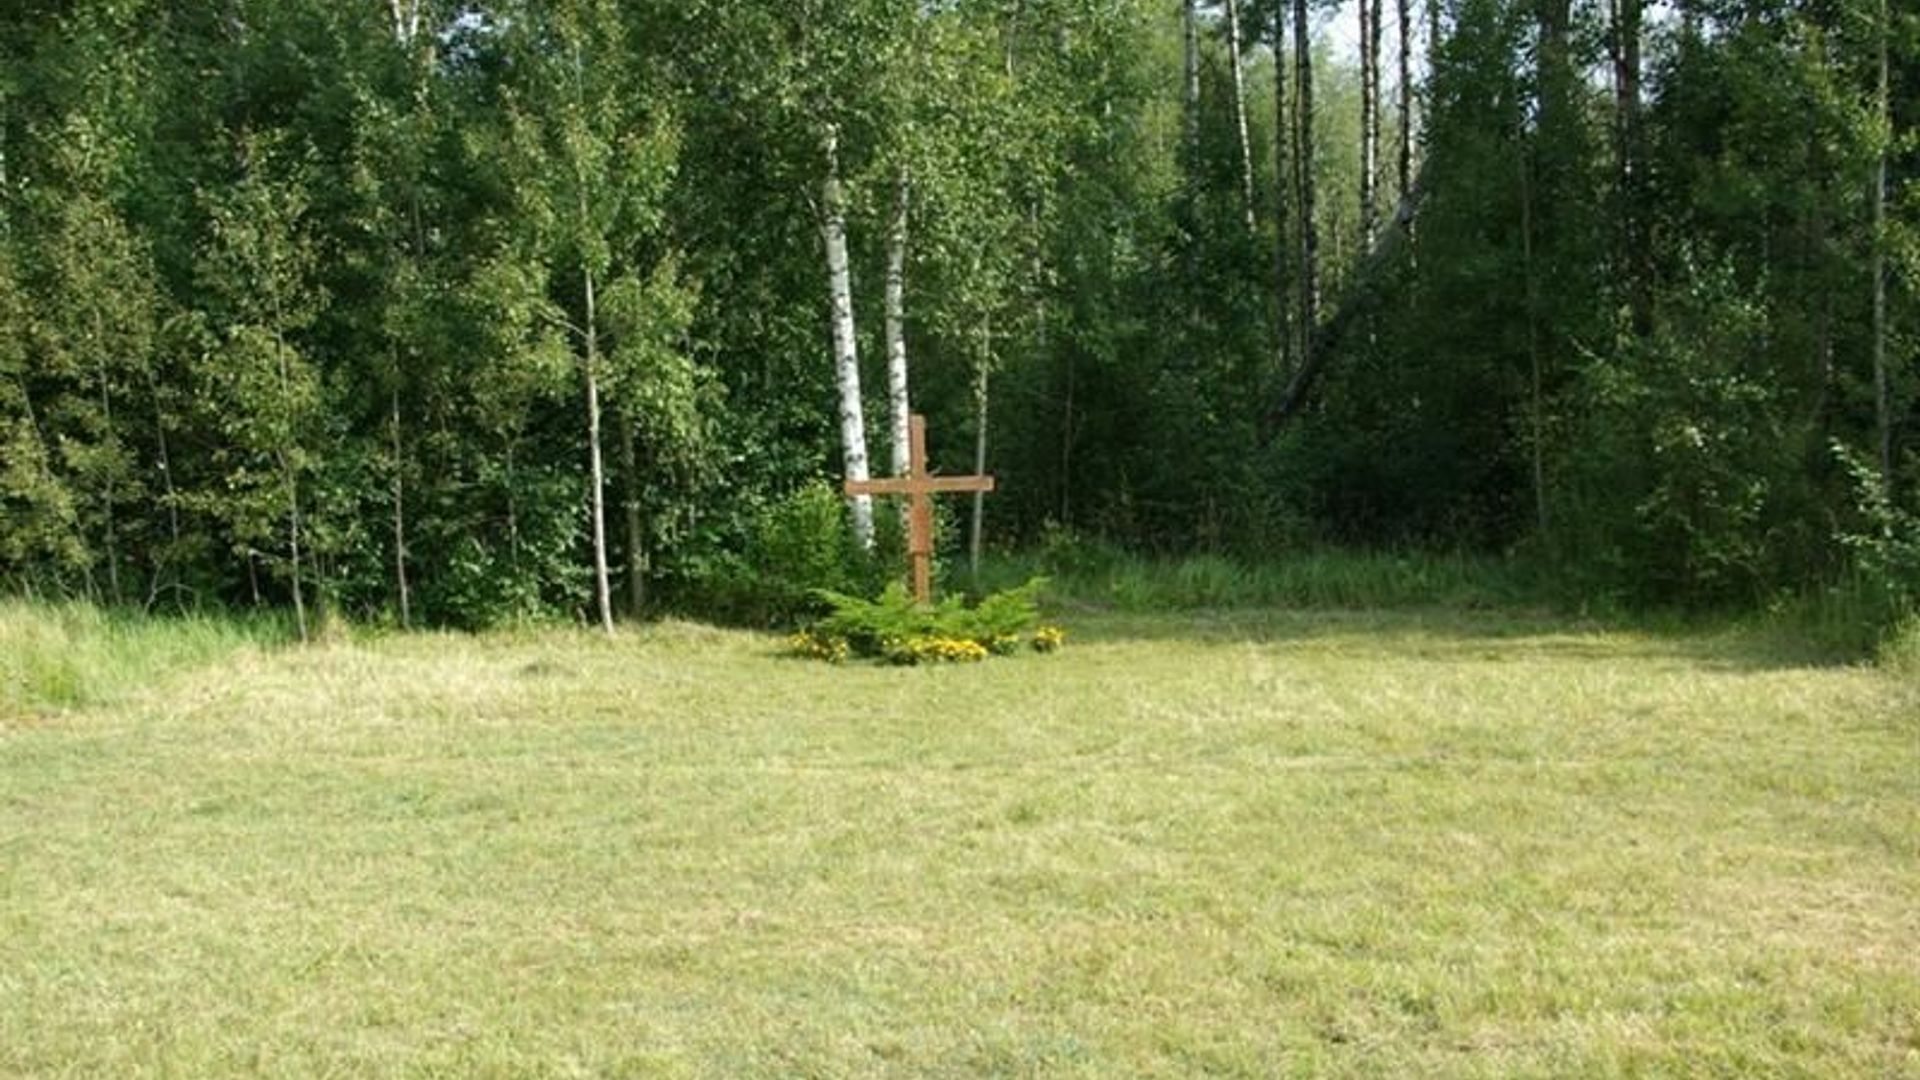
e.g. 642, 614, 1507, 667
975, 548, 1536, 613
1, 604, 1916, 1076
0, 599, 288, 715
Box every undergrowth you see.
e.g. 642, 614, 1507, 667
795, 578, 1059, 664
0, 600, 287, 716
975, 536, 1540, 613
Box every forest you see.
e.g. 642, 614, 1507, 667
0, 0, 1914, 647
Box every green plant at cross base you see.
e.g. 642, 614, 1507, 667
795, 577, 1062, 664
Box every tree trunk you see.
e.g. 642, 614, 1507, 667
95, 361, 122, 606
1361, 0, 1382, 249
1184, 0, 1201, 183
145, 365, 182, 607
1520, 132, 1548, 539
1273, 11, 1293, 377
885, 165, 912, 479
821, 125, 875, 549
1428, 0, 1442, 68
1060, 345, 1077, 524
1293, 0, 1319, 365
969, 350, 990, 579
390, 384, 412, 628
269, 325, 307, 643
279, 446, 308, 643
1872, 0, 1891, 492
1225, 0, 1257, 233
619, 408, 646, 618
387, 0, 421, 45
583, 266, 614, 635
505, 443, 522, 572
1609, 0, 1650, 338
1398, 0, 1412, 199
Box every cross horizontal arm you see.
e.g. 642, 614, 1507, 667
845, 476, 997, 496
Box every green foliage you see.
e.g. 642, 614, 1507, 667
0, 0, 1911, 658
1835, 442, 1920, 637
678, 480, 882, 625
985, 543, 1533, 612
799, 576, 1052, 663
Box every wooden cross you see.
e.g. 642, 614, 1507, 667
845, 413, 994, 605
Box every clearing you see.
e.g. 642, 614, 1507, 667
2, 610, 1916, 1076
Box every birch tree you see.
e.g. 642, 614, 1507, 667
885, 165, 913, 480
819, 123, 876, 550
1293, 0, 1320, 359
196, 140, 326, 641
1225, 0, 1258, 232
1361, 0, 1383, 247
499, 0, 683, 633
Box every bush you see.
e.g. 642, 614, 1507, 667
1835, 445, 1920, 652
678, 480, 892, 625
792, 578, 1060, 664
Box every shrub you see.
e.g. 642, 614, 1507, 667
793, 578, 1059, 664
681, 481, 895, 626
1834, 445, 1920, 651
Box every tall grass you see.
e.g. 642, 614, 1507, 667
0, 600, 288, 716
976, 542, 1540, 613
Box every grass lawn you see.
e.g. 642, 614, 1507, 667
2, 607, 1916, 1076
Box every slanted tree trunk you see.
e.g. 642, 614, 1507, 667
821, 125, 875, 549
619, 409, 645, 617
1872, 0, 1892, 492
1225, 0, 1257, 233
390, 384, 411, 628
1293, 0, 1319, 366
885, 165, 913, 479
582, 265, 614, 635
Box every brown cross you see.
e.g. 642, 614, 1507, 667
845, 413, 994, 605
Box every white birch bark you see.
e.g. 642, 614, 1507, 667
1397, 0, 1412, 199
821, 125, 875, 549
584, 266, 615, 635
1225, 0, 1257, 233
1183, 0, 1201, 178
885, 166, 912, 479
388, 0, 422, 46
1361, 0, 1381, 248
970, 349, 990, 577
390, 385, 412, 628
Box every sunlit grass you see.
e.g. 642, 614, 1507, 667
1, 606, 1915, 1075
0, 599, 288, 716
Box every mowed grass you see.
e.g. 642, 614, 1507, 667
1, 608, 1916, 1077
